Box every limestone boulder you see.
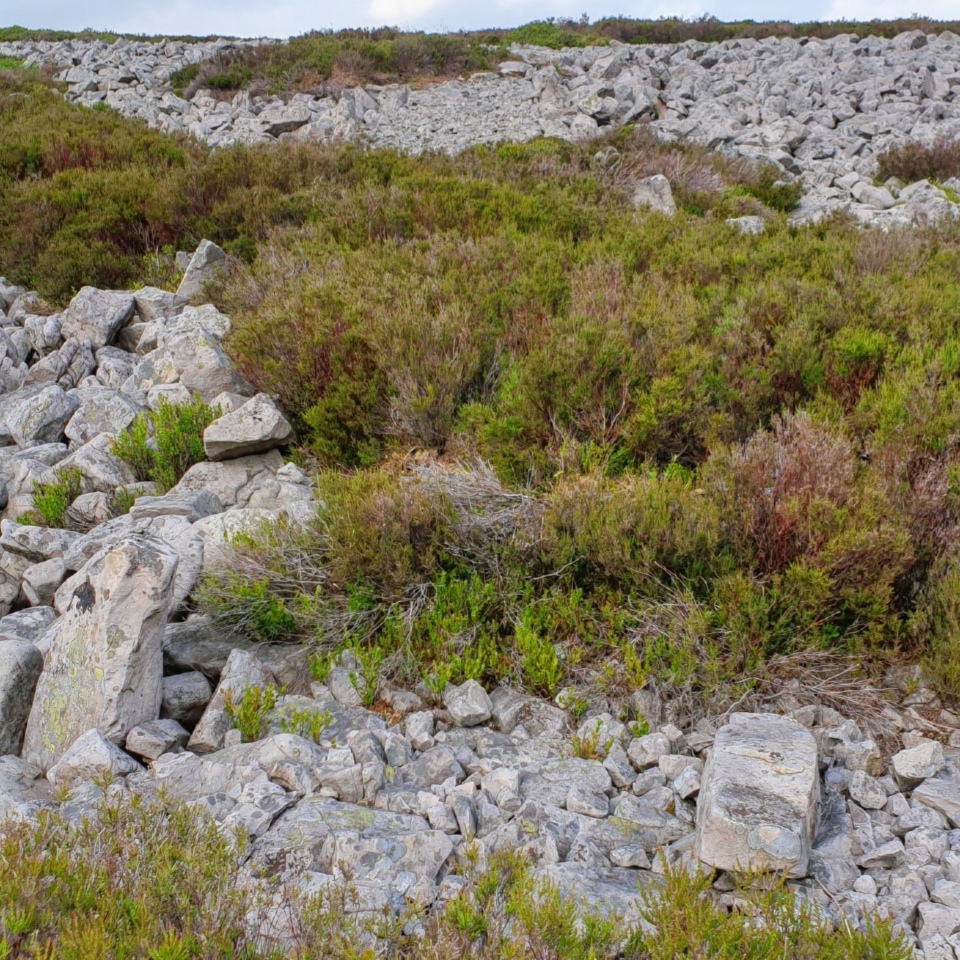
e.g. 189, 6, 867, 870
46, 728, 142, 788
203, 393, 292, 461
695, 712, 819, 877
176, 240, 226, 301
20, 535, 179, 772
61, 287, 135, 350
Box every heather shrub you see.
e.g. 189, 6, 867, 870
876, 136, 960, 185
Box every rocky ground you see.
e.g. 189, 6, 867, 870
4, 30, 960, 224
0, 241, 958, 955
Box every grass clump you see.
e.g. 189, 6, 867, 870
22, 466, 83, 528
0, 790, 910, 960
112, 395, 218, 492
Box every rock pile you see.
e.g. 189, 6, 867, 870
1, 252, 960, 952
4, 30, 960, 223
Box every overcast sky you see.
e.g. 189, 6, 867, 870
7, 0, 960, 40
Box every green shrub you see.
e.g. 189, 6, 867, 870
112, 395, 218, 492
24, 466, 83, 528
223, 683, 280, 742
279, 705, 332, 743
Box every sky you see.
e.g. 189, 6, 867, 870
6, 0, 960, 41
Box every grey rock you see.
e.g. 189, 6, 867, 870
21, 557, 67, 607
177, 240, 227, 301
893, 740, 944, 789
4, 384, 78, 447
914, 777, 960, 829
849, 770, 889, 810
0, 606, 56, 644
0, 641, 43, 755
161, 670, 213, 726
21, 535, 179, 772
203, 393, 291, 461
125, 718, 189, 760
187, 649, 276, 754
46, 728, 142, 788
61, 287, 135, 350
696, 712, 819, 877
632, 174, 677, 216
129, 488, 223, 521
443, 679, 493, 727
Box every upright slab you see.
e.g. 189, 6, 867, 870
695, 712, 819, 877
21, 536, 178, 773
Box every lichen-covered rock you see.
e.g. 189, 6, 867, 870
695, 712, 819, 878
20, 535, 179, 772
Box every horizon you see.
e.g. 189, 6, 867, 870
4, 3, 960, 42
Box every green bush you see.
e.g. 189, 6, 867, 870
112, 395, 218, 492
223, 682, 280, 742
23, 466, 83, 528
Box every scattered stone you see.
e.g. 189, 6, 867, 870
203, 393, 292, 461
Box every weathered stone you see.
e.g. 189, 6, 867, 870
4, 384, 78, 448
160, 670, 213, 726
0, 641, 43, 755
203, 393, 292, 461
21, 557, 67, 607
129, 488, 222, 521
64, 387, 141, 445
125, 718, 189, 760
893, 740, 944, 789
914, 776, 960, 829
849, 770, 888, 810
632, 174, 677, 216
61, 287, 135, 350
0, 606, 57, 644
696, 713, 819, 877
46, 728, 142, 788
443, 679, 493, 727
21, 536, 179, 772
177, 240, 227, 301
0, 520, 81, 563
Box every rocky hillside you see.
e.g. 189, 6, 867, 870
4, 28, 960, 223
0, 243, 956, 958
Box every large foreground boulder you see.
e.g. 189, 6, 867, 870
20, 536, 179, 772
695, 712, 819, 877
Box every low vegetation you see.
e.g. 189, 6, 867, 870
876, 136, 960, 185
112, 395, 218, 492
0, 791, 909, 959
4, 66, 960, 708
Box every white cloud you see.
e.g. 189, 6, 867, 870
368, 0, 448, 26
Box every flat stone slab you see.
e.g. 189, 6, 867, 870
695, 712, 819, 878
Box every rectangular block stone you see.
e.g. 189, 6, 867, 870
695, 712, 819, 878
